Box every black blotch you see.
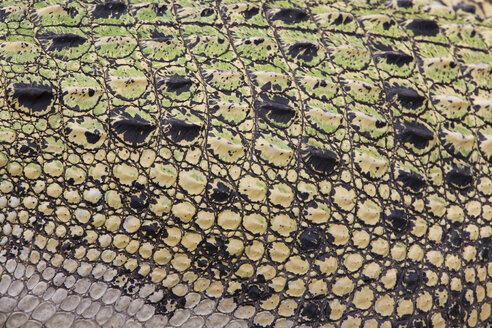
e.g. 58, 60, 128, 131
154, 292, 186, 315
479, 132, 492, 163
200, 237, 225, 256
287, 42, 318, 62
214, 262, 230, 277
0, 8, 8, 21
207, 181, 232, 204
164, 118, 201, 144
375, 51, 413, 67
298, 228, 321, 251
155, 4, 168, 16
84, 131, 102, 144
401, 268, 420, 293
449, 230, 462, 248
385, 210, 409, 233
453, 3, 476, 14
406, 19, 439, 36
397, 0, 413, 8
447, 300, 464, 324
332, 14, 352, 25
398, 170, 426, 192
478, 243, 489, 263
323, 302, 332, 319
383, 19, 395, 30
12, 84, 54, 114
163, 76, 193, 95
93, 1, 127, 19
246, 285, 262, 300
269, 8, 308, 24
112, 111, 155, 147
399, 121, 434, 149
257, 100, 295, 126
410, 318, 427, 328
388, 87, 426, 110
371, 40, 393, 52
242, 6, 259, 20
111, 110, 152, 143
48, 34, 87, 51
18, 141, 39, 158
196, 257, 209, 270
141, 222, 161, 238
88, 88, 95, 97
130, 193, 148, 211
301, 302, 320, 321
15, 182, 29, 197
446, 168, 473, 189
302, 147, 338, 175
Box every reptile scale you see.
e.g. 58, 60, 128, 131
0, 0, 490, 327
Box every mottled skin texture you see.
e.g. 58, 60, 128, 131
0, 0, 491, 328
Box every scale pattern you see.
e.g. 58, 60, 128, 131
0, 0, 491, 327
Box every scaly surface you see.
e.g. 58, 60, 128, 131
0, 0, 491, 327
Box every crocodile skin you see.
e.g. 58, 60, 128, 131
0, 0, 491, 327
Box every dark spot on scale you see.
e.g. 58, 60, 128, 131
200, 7, 214, 17
88, 88, 95, 97
298, 228, 321, 251
375, 51, 413, 67
163, 76, 193, 95
399, 121, 434, 149
401, 268, 421, 293
253, 38, 264, 46
242, 6, 259, 20
12, 84, 54, 114
84, 131, 102, 144
269, 8, 308, 24
385, 210, 409, 233
388, 87, 426, 110
93, 1, 127, 19
446, 168, 473, 189
405, 19, 439, 36
47, 34, 87, 51
398, 170, 426, 192
257, 100, 295, 126
397, 0, 413, 8
301, 146, 338, 175
453, 3, 476, 14
287, 42, 318, 62
111, 109, 156, 147
164, 118, 201, 144
301, 302, 320, 321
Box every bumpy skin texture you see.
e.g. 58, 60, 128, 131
0, 0, 491, 327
